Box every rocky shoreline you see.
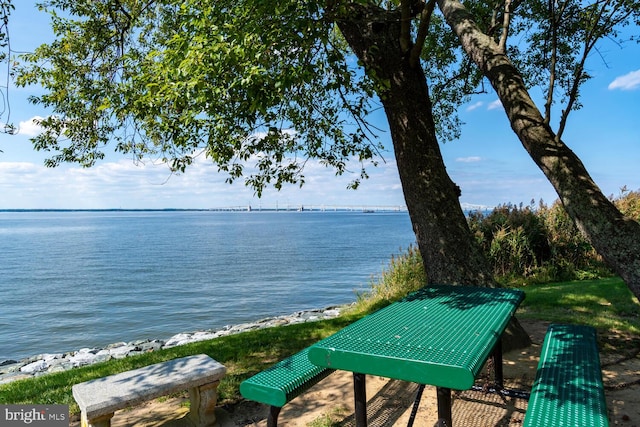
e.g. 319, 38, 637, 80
0, 305, 345, 385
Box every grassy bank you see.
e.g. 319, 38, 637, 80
0, 312, 364, 414
1, 275, 638, 417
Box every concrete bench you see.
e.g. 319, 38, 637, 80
239, 347, 334, 427
72, 354, 226, 427
523, 324, 609, 427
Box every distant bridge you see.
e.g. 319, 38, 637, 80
206, 205, 408, 213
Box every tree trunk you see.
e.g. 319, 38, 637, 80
438, 0, 640, 302
334, 3, 531, 350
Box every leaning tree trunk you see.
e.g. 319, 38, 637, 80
438, 0, 640, 302
333, 3, 531, 350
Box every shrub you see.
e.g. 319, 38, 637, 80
469, 202, 550, 279
469, 199, 612, 284
537, 200, 608, 277
613, 186, 640, 221
363, 191, 640, 292
354, 245, 426, 312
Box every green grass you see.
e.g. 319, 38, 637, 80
0, 312, 363, 414
515, 277, 640, 334
1, 275, 639, 419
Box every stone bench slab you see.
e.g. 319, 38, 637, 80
73, 354, 226, 423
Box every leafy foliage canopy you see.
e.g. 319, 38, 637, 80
18, 0, 381, 194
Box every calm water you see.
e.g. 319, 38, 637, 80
0, 210, 415, 361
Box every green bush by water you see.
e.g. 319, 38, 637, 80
466, 192, 640, 285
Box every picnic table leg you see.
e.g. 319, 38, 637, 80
492, 339, 504, 389
436, 387, 452, 427
407, 384, 425, 427
267, 406, 281, 427
354, 373, 367, 427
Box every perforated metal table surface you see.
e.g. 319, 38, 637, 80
308, 284, 525, 427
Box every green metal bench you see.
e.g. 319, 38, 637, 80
239, 347, 335, 427
523, 324, 609, 427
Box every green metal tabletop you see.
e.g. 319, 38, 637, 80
308, 284, 525, 390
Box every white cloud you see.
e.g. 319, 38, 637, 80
466, 101, 484, 112
17, 116, 46, 136
487, 100, 503, 110
0, 156, 406, 209
455, 156, 482, 163
608, 69, 640, 91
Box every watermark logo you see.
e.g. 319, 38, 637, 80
1, 405, 68, 426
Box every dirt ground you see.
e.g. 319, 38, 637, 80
69, 320, 640, 426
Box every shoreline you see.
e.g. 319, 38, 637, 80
0, 305, 345, 385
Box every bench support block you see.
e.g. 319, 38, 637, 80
81, 412, 113, 427
189, 380, 221, 427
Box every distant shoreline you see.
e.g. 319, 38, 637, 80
0, 205, 495, 214
0, 208, 211, 212
0, 207, 412, 213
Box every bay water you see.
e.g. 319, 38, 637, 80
0, 210, 415, 361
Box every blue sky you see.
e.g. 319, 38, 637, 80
0, 2, 638, 210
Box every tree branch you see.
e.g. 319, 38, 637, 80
410, 0, 435, 68
113, 0, 132, 22
497, 0, 512, 53
544, 0, 559, 125
487, 0, 523, 38
400, 0, 412, 54
556, 0, 610, 140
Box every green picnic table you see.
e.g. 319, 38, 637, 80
307, 284, 525, 427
